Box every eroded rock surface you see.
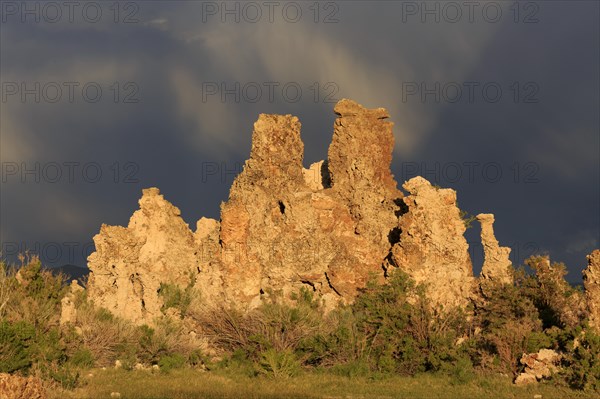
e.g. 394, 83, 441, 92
514, 349, 561, 385
218, 101, 402, 308
583, 249, 600, 330
85, 99, 498, 323
302, 160, 330, 191
0, 373, 46, 399
477, 213, 513, 294
87, 188, 219, 324
60, 280, 84, 325
391, 176, 474, 309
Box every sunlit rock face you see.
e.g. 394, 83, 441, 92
477, 213, 513, 296
584, 249, 600, 330
85, 99, 502, 324
391, 176, 475, 310
218, 100, 402, 309
86, 188, 206, 324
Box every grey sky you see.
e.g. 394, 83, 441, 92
1, 1, 598, 283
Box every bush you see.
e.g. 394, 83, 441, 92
3, 256, 67, 330
0, 320, 35, 373
187, 349, 208, 368
46, 363, 80, 389
69, 348, 95, 368
298, 308, 366, 368
2, 252, 598, 393
70, 296, 138, 367
215, 348, 258, 377
136, 317, 199, 366
447, 356, 475, 385
257, 349, 301, 378
347, 270, 471, 376
158, 283, 194, 316
522, 256, 585, 329
563, 329, 600, 390
158, 353, 187, 372
199, 287, 325, 361
473, 273, 542, 374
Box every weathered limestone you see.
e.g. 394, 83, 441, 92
477, 213, 513, 294
514, 349, 561, 385
0, 373, 46, 399
583, 249, 600, 330
87, 188, 214, 325
85, 99, 495, 323
391, 177, 474, 309
302, 160, 330, 191
218, 101, 402, 308
328, 99, 402, 247
60, 280, 84, 325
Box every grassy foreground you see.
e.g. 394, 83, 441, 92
50, 369, 597, 399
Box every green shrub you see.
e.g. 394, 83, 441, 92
347, 270, 471, 376
158, 353, 187, 372
257, 349, 300, 378
4, 257, 67, 330
0, 319, 35, 372
297, 306, 367, 369
522, 256, 585, 329
215, 348, 257, 377
70, 348, 95, 368
0, 256, 76, 387
200, 287, 325, 362
563, 329, 600, 390
135, 317, 199, 368
34, 326, 67, 365
18, 259, 66, 304
138, 325, 167, 364
46, 363, 80, 389
473, 278, 542, 374
526, 331, 555, 353
188, 349, 208, 368
446, 356, 475, 385
158, 283, 194, 316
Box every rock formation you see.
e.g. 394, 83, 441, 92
390, 177, 474, 309
218, 100, 401, 308
583, 249, 600, 330
85, 99, 513, 324
60, 280, 84, 325
477, 213, 513, 295
514, 349, 561, 385
86, 188, 218, 324
302, 160, 330, 191
0, 373, 46, 399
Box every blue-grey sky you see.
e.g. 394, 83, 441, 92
1, 1, 598, 283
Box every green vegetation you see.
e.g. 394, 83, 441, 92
51, 369, 599, 399
157, 280, 195, 317
1, 255, 599, 398
459, 209, 477, 229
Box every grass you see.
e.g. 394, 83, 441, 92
49, 369, 599, 399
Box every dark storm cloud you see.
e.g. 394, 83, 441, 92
410, 1, 600, 279
1, 1, 598, 282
